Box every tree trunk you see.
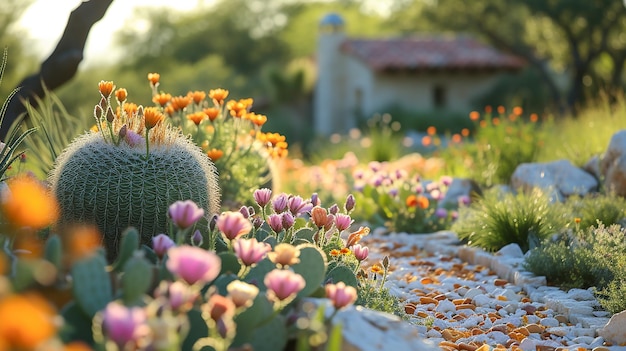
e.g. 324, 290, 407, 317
2, 0, 114, 139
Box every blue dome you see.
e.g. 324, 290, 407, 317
319, 13, 345, 28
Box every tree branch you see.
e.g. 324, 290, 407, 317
2, 0, 114, 139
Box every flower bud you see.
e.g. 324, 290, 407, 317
152, 234, 175, 259
344, 194, 355, 212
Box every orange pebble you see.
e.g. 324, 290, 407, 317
494, 278, 508, 286
419, 296, 438, 305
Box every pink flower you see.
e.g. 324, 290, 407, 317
325, 282, 357, 309
351, 244, 369, 261
101, 301, 149, 349
344, 194, 355, 212
264, 269, 305, 301
288, 196, 313, 216
124, 129, 144, 147
233, 238, 271, 266
267, 213, 283, 233
216, 211, 252, 241
155, 281, 198, 312
152, 233, 175, 259
166, 245, 221, 285
435, 208, 448, 219
281, 212, 295, 230
334, 214, 352, 232
168, 200, 205, 229
272, 193, 289, 213
253, 188, 272, 208
440, 175, 453, 186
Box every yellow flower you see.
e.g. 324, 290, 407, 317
248, 112, 267, 127
143, 107, 164, 129
574, 217, 581, 224
1, 175, 59, 230
370, 265, 384, 275
98, 80, 114, 98
267, 243, 300, 267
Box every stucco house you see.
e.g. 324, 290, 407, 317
313, 13, 526, 136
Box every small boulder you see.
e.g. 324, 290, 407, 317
511, 160, 598, 200
598, 309, 626, 345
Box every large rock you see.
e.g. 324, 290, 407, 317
600, 130, 626, 196
598, 309, 626, 345
511, 160, 598, 200
297, 299, 439, 351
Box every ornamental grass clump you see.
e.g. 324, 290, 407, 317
49, 80, 220, 261
452, 188, 568, 252
147, 73, 288, 207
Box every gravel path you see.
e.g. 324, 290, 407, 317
360, 230, 626, 351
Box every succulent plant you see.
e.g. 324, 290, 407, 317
49, 82, 220, 261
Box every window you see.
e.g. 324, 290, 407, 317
433, 85, 447, 108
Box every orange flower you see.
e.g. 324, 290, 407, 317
416, 196, 429, 209
209, 88, 229, 105
1, 174, 59, 230
190, 90, 206, 105
204, 107, 220, 121
469, 111, 480, 121
461, 128, 470, 137
479, 120, 488, 128
114, 88, 127, 102
65, 225, 102, 261
574, 217, 581, 224
484, 105, 492, 114
339, 247, 351, 255
226, 99, 249, 118
421, 136, 432, 147
164, 105, 175, 116
426, 126, 436, 136
143, 107, 164, 129
64, 341, 95, 351
512, 106, 523, 116
98, 80, 114, 97
370, 265, 384, 275
346, 226, 370, 247
0, 293, 57, 349
451, 133, 462, 143
147, 72, 160, 86
406, 194, 418, 207
153, 93, 172, 107
530, 113, 538, 123
508, 114, 518, 122
330, 249, 340, 257
248, 112, 267, 127
207, 148, 224, 161
497, 105, 505, 114
187, 112, 207, 126
170, 96, 192, 112
492, 117, 500, 126
123, 103, 138, 117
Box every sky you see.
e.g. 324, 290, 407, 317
17, 0, 209, 67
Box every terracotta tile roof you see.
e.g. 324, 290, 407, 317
340, 35, 525, 72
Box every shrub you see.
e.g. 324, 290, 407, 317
524, 223, 626, 312
452, 188, 568, 252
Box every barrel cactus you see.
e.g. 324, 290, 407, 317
49, 81, 220, 261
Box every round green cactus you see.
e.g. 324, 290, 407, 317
49, 98, 220, 261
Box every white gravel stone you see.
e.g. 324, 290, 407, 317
472, 294, 492, 307
540, 317, 560, 327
